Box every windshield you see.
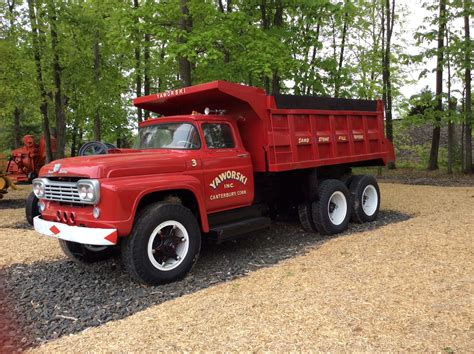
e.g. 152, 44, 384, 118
137, 123, 201, 149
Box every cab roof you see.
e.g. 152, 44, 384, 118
138, 114, 232, 128
133, 80, 268, 120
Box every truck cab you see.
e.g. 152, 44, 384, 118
31, 80, 394, 285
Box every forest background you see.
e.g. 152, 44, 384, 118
0, 0, 472, 173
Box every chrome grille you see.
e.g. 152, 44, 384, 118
44, 181, 82, 203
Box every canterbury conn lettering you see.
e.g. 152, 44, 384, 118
210, 170, 248, 189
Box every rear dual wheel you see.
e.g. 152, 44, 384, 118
349, 175, 380, 223
298, 175, 381, 236
298, 179, 351, 236
311, 179, 351, 235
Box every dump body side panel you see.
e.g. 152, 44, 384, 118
266, 107, 393, 172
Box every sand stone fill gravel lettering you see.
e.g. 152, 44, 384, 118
0, 182, 473, 351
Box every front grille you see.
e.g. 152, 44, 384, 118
44, 181, 82, 203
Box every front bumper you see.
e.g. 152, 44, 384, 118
33, 216, 118, 246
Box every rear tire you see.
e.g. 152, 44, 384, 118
298, 203, 318, 233
311, 179, 351, 236
349, 175, 380, 223
121, 202, 201, 285
59, 240, 116, 263
25, 192, 40, 226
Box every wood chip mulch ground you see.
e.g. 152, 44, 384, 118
0, 181, 473, 352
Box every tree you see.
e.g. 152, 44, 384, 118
47, 0, 66, 159
133, 0, 143, 122
178, 0, 192, 87
27, 0, 53, 162
462, 0, 472, 173
445, 27, 455, 174
381, 0, 395, 165
427, 0, 446, 170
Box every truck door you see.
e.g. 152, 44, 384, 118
201, 122, 254, 213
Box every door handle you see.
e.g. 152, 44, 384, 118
237, 153, 248, 158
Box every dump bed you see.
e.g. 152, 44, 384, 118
134, 80, 395, 173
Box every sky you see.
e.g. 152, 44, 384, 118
397, 0, 467, 100
397, 0, 433, 98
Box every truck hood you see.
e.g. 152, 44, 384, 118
40, 151, 188, 179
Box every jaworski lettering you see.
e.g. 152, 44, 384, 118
156, 88, 185, 99
209, 170, 248, 189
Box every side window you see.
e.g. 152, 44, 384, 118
202, 123, 235, 149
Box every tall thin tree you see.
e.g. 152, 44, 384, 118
47, 0, 66, 159
93, 33, 101, 141
463, 0, 472, 173
445, 27, 454, 174
133, 0, 143, 122
27, 0, 53, 162
178, 0, 192, 87
381, 0, 395, 170
427, 0, 447, 170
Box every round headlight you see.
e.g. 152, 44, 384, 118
77, 179, 100, 204
32, 180, 45, 198
79, 185, 88, 199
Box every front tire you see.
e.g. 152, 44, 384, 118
121, 202, 201, 285
25, 192, 40, 226
349, 175, 380, 223
59, 240, 116, 263
311, 179, 351, 236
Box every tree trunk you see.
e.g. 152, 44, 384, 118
133, 0, 142, 122
463, 0, 472, 173
48, 0, 66, 159
178, 0, 192, 88
8, 0, 22, 149
446, 28, 454, 174
334, 1, 349, 98
447, 103, 455, 174
271, 0, 283, 94
428, 0, 446, 171
13, 108, 21, 148
93, 37, 101, 141
144, 33, 151, 119
27, 0, 53, 162
382, 0, 395, 169
461, 121, 465, 171
71, 119, 77, 157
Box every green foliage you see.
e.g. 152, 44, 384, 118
3, 0, 461, 167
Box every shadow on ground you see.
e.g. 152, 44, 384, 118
1, 210, 410, 350
0, 199, 25, 210
1, 221, 31, 230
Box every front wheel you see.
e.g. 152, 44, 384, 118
311, 179, 351, 236
121, 202, 201, 285
25, 192, 40, 226
59, 240, 116, 263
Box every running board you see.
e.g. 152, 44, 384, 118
208, 216, 271, 244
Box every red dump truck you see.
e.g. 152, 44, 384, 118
31, 81, 394, 285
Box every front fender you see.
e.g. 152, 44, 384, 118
100, 174, 208, 234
